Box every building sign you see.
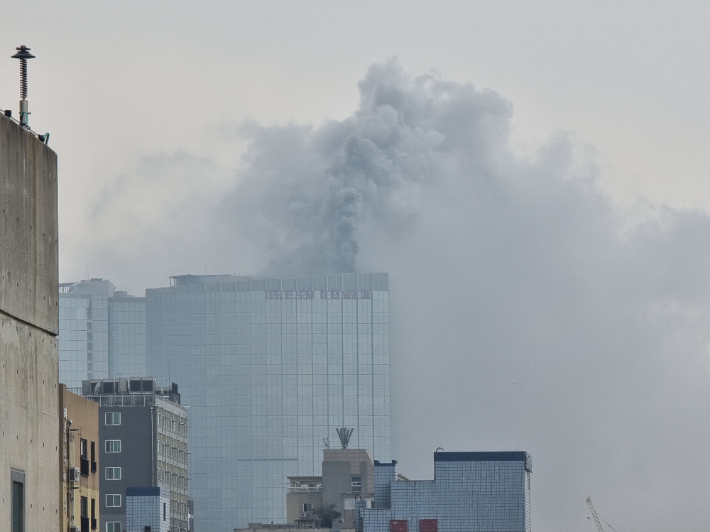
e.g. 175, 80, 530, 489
264, 290, 372, 300
320, 290, 371, 299
265, 291, 315, 299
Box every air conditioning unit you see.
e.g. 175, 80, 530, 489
300, 512, 309, 518
68, 467, 80, 482
69, 526, 80, 532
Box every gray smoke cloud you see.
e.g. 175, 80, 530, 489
79, 59, 710, 531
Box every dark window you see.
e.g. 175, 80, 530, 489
163, 502, 167, 521
420, 520, 438, 532
80, 496, 90, 532
390, 520, 408, 532
91, 441, 95, 462
12, 471, 24, 532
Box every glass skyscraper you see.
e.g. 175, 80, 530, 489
58, 279, 113, 388
145, 273, 391, 532
108, 292, 147, 378
59, 280, 146, 387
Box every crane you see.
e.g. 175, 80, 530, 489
586, 496, 605, 532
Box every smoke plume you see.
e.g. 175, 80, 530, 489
78, 59, 710, 531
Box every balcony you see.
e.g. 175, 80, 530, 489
288, 486, 323, 493
91, 461, 97, 473
80, 458, 90, 477
80, 516, 90, 532
91, 518, 97, 530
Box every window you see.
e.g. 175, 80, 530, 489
390, 520, 408, 532
420, 520, 438, 532
106, 494, 121, 507
12, 469, 24, 532
106, 522, 122, 532
105, 412, 121, 425
105, 467, 121, 480
105, 440, 121, 453
81, 496, 88, 517
302, 503, 313, 512
163, 502, 167, 521
80, 439, 88, 458
351, 476, 362, 492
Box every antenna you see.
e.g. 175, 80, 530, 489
336, 427, 354, 449
11, 45, 35, 127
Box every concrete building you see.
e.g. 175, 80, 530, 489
81, 378, 189, 532
145, 273, 391, 531
0, 109, 61, 532
361, 452, 532, 532
287, 448, 375, 529
59, 280, 146, 388
59, 384, 100, 532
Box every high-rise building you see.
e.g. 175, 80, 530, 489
59, 280, 146, 387
59, 279, 113, 387
362, 452, 533, 532
108, 291, 146, 378
145, 273, 391, 532
81, 377, 189, 532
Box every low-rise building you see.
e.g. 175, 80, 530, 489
59, 384, 101, 532
287, 448, 375, 529
361, 452, 532, 532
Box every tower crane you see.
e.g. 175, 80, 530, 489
586, 496, 605, 532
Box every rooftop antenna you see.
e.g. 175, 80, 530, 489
11, 45, 35, 127
336, 427, 353, 449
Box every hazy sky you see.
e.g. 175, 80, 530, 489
5, 2, 710, 531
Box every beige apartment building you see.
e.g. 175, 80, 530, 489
59, 384, 100, 532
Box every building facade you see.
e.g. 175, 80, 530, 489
59, 385, 100, 532
59, 279, 113, 388
125, 487, 171, 532
108, 291, 146, 379
145, 273, 391, 532
362, 452, 532, 532
0, 111, 61, 532
59, 281, 146, 388
81, 378, 189, 532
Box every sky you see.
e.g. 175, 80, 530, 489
4, 2, 710, 530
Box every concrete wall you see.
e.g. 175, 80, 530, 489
0, 114, 60, 530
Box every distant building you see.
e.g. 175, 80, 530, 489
59, 385, 101, 532
145, 273, 391, 531
59, 280, 146, 388
81, 377, 189, 532
287, 448, 375, 529
0, 110, 61, 532
108, 291, 146, 378
361, 452, 532, 532
59, 279, 113, 387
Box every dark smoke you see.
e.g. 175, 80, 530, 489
80, 59, 710, 531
